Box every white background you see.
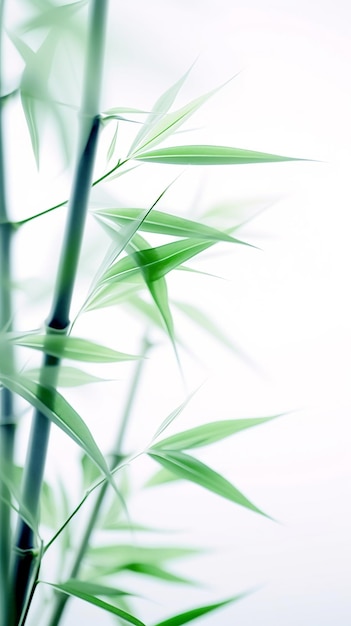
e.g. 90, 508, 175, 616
4, 0, 351, 625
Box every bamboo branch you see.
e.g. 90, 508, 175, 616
10, 1, 109, 623
47, 336, 151, 626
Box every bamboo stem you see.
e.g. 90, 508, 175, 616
47, 336, 151, 626
10, 1, 109, 623
0, 1, 16, 624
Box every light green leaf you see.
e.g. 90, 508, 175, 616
0, 461, 39, 533
87, 545, 199, 571
145, 468, 180, 488
126, 563, 194, 586
12, 334, 140, 362
134, 145, 303, 166
153, 595, 245, 626
151, 388, 200, 442
128, 62, 194, 156
56, 579, 131, 598
42, 581, 145, 626
0, 374, 110, 481
148, 450, 267, 517
106, 121, 119, 163
23, 365, 108, 387
83, 281, 144, 312
153, 416, 280, 451
100, 239, 216, 285
93, 207, 244, 244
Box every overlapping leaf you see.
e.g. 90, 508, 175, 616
0, 374, 110, 481
148, 450, 267, 516
93, 207, 244, 243
11, 334, 139, 362
128, 62, 194, 156
42, 581, 145, 626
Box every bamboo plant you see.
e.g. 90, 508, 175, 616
0, 1, 303, 625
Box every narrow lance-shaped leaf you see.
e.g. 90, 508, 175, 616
22, 365, 108, 387
134, 144, 304, 166
152, 594, 246, 626
148, 449, 268, 517
41, 581, 145, 626
126, 563, 195, 586
100, 239, 219, 286
87, 545, 199, 571
11, 334, 140, 362
128, 61, 195, 156
93, 207, 244, 243
152, 415, 281, 451
0, 374, 110, 482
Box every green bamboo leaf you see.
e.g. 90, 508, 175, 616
134, 145, 304, 166
128, 62, 195, 156
93, 207, 243, 243
87, 545, 199, 571
12, 334, 140, 363
0, 374, 110, 481
84, 281, 143, 312
153, 595, 245, 626
101, 239, 216, 285
0, 461, 39, 533
126, 563, 195, 586
148, 450, 267, 517
23, 365, 108, 387
42, 581, 145, 626
56, 579, 131, 598
145, 468, 180, 488
151, 388, 201, 442
106, 121, 119, 163
153, 415, 280, 451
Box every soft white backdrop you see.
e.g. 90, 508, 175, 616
5, 0, 351, 624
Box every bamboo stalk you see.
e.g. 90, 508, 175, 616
0, 1, 16, 624
10, 1, 109, 623
47, 336, 151, 626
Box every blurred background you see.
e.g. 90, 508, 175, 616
3, 0, 351, 624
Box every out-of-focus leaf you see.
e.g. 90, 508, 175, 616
42, 581, 145, 626
93, 207, 243, 244
134, 145, 303, 166
0, 374, 110, 482
81, 453, 102, 492
23, 365, 108, 387
153, 416, 280, 451
128, 62, 194, 156
87, 545, 199, 571
12, 334, 140, 363
148, 450, 267, 517
152, 595, 246, 626
126, 563, 195, 585
0, 461, 39, 533
145, 468, 180, 488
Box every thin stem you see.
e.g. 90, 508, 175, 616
11, 1, 109, 623
47, 336, 151, 626
0, 1, 16, 625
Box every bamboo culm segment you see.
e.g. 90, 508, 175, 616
0, 0, 16, 619
10, 1, 109, 623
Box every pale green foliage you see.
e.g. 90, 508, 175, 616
0, 1, 301, 624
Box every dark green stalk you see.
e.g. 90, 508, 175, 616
47, 336, 151, 626
0, 1, 16, 624
10, 1, 109, 623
